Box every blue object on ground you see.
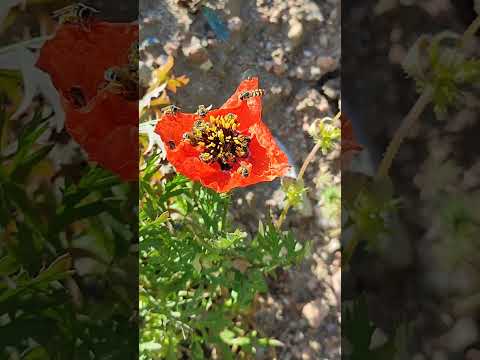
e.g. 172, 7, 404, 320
140, 36, 160, 50
201, 6, 230, 42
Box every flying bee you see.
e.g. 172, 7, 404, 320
52, 3, 99, 30
162, 105, 181, 115
195, 104, 212, 117
102, 66, 139, 101
237, 165, 250, 177
239, 89, 265, 101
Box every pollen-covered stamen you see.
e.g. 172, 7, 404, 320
183, 113, 251, 170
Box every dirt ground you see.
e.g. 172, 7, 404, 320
140, 0, 341, 358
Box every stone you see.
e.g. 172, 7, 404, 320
288, 19, 304, 46
444, 317, 478, 352
227, 16, 243, 32
317, 56, 338, 74
182, 36, 209, 64
302, 299, 329, 328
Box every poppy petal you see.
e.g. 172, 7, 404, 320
155, 77, 290, 192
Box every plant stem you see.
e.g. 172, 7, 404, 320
376, 87, 433, 179
275, 142, 321, 229
462, 15, 480, 45
298, 142, 321, 182
376, 14, 480, 179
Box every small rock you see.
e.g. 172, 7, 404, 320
227, 16, 243, 32
443, 317, 478, 352
317, 56, 338, 74
302, 299, 329, 328
310, 66, 322, 79
301, 348, 315, 360
288, 19, 304, 46
199, 59, 213, 72
309, 340, 321, 352
182, 36, 209, 64
304, 2, 324, 23
322, 79, 340, 99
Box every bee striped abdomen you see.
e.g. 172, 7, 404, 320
239, 89, 265, 101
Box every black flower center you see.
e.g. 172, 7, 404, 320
183, 113, 251, 171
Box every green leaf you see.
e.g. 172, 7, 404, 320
35, 254, 72, 282
343, 296, 376, 359
0, 254, 19, 276
21, 346, 50, 360
53, 200, 118, 233
12, 144, 54, 180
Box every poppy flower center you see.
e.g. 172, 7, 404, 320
183, 113, 251, 171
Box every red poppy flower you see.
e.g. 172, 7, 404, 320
155, 77, 290, 193
36, 21, 138, 181
341, 113, 363, 169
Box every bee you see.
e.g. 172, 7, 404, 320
52, 3, 99, 30
237, 165, 250, 177
239, 89, 265, 101
102, 66, 139, 101
196, 104, 212, 117
199, 152, 213, 163
192, 120, 208, 134
182, 132, 194, 142
162, 105, 181, 115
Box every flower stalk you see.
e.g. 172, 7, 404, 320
376, 87, 433, 179
276, 111, 341, 229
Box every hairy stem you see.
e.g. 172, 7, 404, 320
376, 87, 433, 179
377, 15, 480, 179
298, 142, 321, 182
462, 15, 480, 45
275, 142, 321, 229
